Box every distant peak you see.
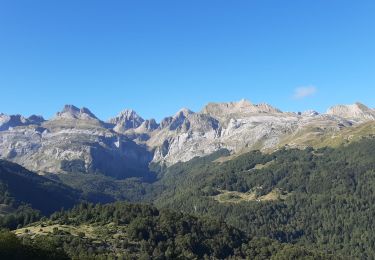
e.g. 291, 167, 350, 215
175, 108, 194, 117
56, 105, 98, 120
354, 102, 370, 110
204, 99, 252, 109
139, 118, 159, 131
62, 104, 80, 113
327, 102, 370, 113
27, 115, 45, 124
109, 108, 144, 131
80, 107, 97, 118
112, 109, 144, 121
254, 103, 282, 113
119, 109, 136, 115
327, 102, 374, 121
237, 98, 253, 106
0, 113, 44, 131
202, 99, 281, 118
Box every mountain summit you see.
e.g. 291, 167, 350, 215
327, 102, 375, 121
108, 109, 145, 132
0, 113, 44, 131
0, 100, 374, 176
55, 105, 98, 120
202, 99, 282, 122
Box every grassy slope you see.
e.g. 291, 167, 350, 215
279, 121, 375, 149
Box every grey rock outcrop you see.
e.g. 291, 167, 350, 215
327, 102, 375, 121
139, 119, 159, 132
0, 113, 45, 131
144, 100, 370, 165
0, 100, 374, 176
56, 105, 98, 120
109, 109, 145, 132
202, 99, 281, 123
0, 106, 152, 179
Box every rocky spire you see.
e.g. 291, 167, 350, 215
109, 109, 145, 131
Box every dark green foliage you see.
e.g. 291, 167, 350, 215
33, 202, 333, 259
55, 172, 150, 203
0, 230, 68, 260
152, 138, 375, 259
50, 202, 245, 258
242, 237, 334, 260
0, 160, 82, 228
60, 160, 86, 174
0, 205, 41, 230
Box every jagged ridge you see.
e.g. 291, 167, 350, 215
0, 100, 374, 176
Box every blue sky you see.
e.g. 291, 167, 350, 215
0, 1, 374, 121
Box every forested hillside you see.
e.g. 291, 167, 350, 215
0, 160, 81, 229
150, 137, 375, 259
11, 202, 335, 259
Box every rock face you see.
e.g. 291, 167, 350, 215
56, 105, 98, 120
0, 100, 374, 177
149, 109, 221, 163
201, 99, 282, 124
139, 119, 159, 132
327, 102, 375, 121
0, 105, 152, 179
0, 113, 45, 131
132, 100, 372, 165
108, 109, 146, 132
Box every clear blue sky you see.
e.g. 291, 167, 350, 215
0, 1, 374, 121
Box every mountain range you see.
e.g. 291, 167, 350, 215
1, 100, 375, 259
0, 100, 374, 179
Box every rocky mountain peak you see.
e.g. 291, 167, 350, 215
138, 119, 159, 132
119, 109, 139, 117
80, 107, 97, 118
327, 102, 375, 121
0, 100, 374, 173
202, 99, 252, 114
236, 98, 254, 108
0, 113, 44, 131
174, 108, 194, 118
201, 99, 282, 121
109, 109, 145, 132
62, 104, 79, 113
0, 114, 25, 131
55, 105, 98, 120
164, 109, 192, 131
27, 115, 45, 124
354, 102, 371, 111
254, 103, 282, 113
